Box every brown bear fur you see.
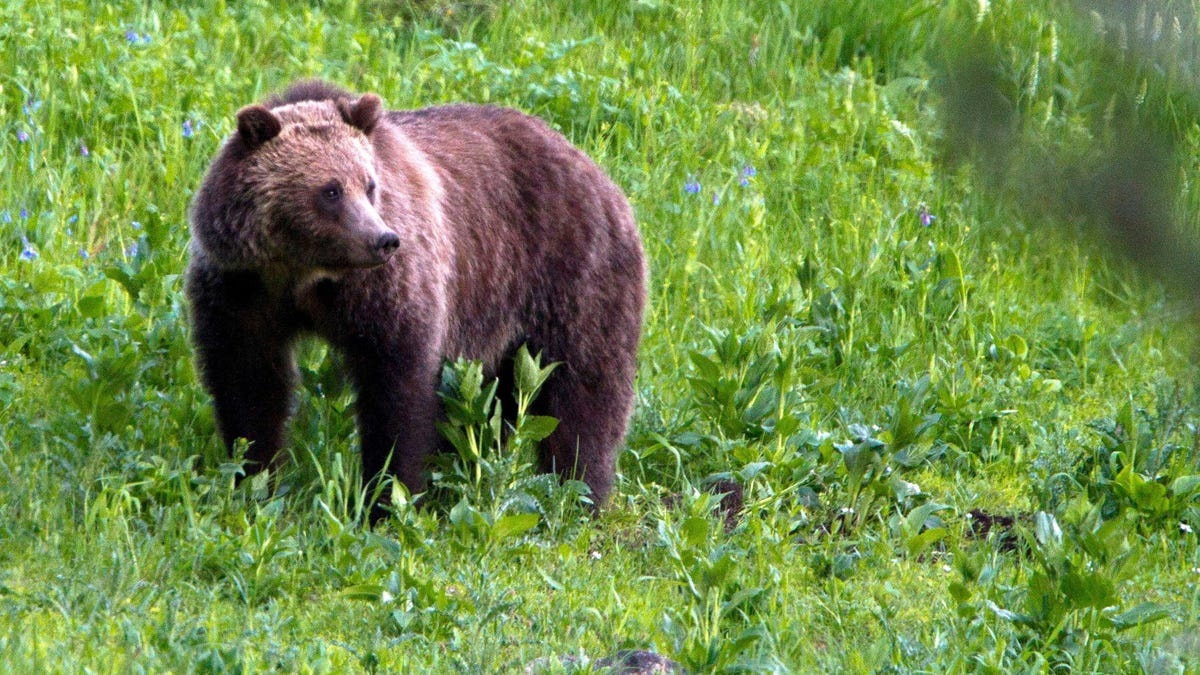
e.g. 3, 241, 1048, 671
186, 80, 645, 515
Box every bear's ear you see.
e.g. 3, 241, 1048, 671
235, 105, 282, 148
339, 93, 383, 135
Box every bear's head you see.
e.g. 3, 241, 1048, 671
193, 93, 400, 273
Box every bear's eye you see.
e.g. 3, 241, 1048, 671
366, 180, 377, 200
320, 183, 343, 203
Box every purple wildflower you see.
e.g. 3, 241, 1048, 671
182, 119, 194, 138
684, 177, 701, 194
22, 99, 42, 117
126, 241, 139, 258
125, 30, 139, 43
742, 165, 757, 178
16, 130, 29, 143
19, 208, 27, 219
711, 191, 720, 206
19, 237, 37, 261
80, 141, 89, 157
68, 215, 78, 225
918, 204, 936, 227
79, 248, 89, 260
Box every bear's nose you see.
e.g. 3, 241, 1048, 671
374, 232, 400, 255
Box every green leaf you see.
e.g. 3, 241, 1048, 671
939, 249, 963, 279
1171, 475, 1200, 500
907, 527, 947, 556
1061, 569, 1115, 610
986, 601, 1037, 626
470, 377, 498, 420
1131, 478, 1167, 513
1109, 601, 1170, 631
514, 344, 560, 397
537, 567, 565, 592
340, 584, 385, 602
519, 415, 559, 442
890, 476, 923, 502
688, 351, 722, 383
515, 343, 540, 394
435, 422, 472, 457
492, 513, 540, 541
1005, 334, 1028, 360
462, 361, 484, 398
841, 440, 882, 483
450, 498, 486, 535
1034, 511, 1062, 550
738, 461, 771, 481
949, 581, 972, 604
103, 264, 142, 300
681, 516, 709, 547
76, 287, 107, 318
774, 414, 800, 438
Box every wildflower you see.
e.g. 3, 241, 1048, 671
79, 248, 89, 260
22, 99, 42, 117
711, 191, 720, 205
79, 141, 89, 157
1, 212, 9, 224
131, 221, 142, 230
126, 241, 139, 258
67, 215, 78, 225
125, 30, 139, 43
918, 203, 936, 227
738, 165, 757, 187
19, 236, 37, 261
16, 130, 29, 143
19, 208, 27, 219
182, 119, 194, 138
683, 177, 701, 194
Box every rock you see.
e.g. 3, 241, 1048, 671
594, 649, 686, 674
524, 649, 685, 674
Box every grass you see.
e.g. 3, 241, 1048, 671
2, 0, 1200, 671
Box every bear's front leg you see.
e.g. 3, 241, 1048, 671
345, 335, 442, 510
188, 269, 298, 473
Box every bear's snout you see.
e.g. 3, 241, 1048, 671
373, 232, 400, 257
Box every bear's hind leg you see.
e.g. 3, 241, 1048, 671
532, 355, 637, 507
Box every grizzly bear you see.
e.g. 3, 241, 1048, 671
186, 80, 645, 516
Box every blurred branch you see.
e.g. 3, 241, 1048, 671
934, 1, 1200, 308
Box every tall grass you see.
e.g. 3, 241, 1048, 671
0, 0, 1198, 671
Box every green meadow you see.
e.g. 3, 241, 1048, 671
2, 0, 1199, 671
